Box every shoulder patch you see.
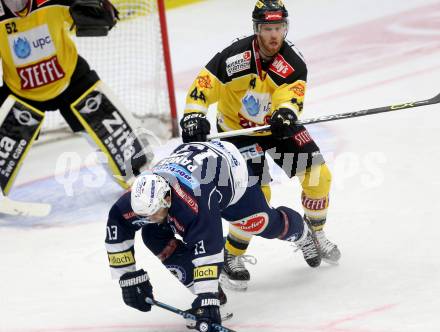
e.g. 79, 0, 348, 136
269, 54, 294, 78
289, 81, 306, 98
226, 50, 252, 76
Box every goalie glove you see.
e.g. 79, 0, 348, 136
70, 0, 119, 37
119, 269, 154, 312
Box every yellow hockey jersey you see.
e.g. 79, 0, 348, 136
0, 0, 77, 101
184, 35, 307, 135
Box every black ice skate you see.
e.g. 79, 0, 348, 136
219, 249, 256, 291
293, 223, 321, 268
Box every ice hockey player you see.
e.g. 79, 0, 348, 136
105, 140, 321, 331
0, 0, 150, 198
179, 0, 341, 291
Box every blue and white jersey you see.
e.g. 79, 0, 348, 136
105, 141, 304, 294
105, 141, 250, 294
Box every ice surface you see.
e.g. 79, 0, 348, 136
1, 0, 440, 331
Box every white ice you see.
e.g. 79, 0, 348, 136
1, 0, 440, 331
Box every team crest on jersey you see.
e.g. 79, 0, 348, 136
241, 91, 271, 122
230, 213, 269, 234
269, 54, 294, 78
196, 75, 213, 89
166, 265, 187, 283
226, 51, 252, 76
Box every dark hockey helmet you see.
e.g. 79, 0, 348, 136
252, 0, 289, 30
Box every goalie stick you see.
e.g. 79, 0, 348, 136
0, 191, 51, 217
145, 297, 237, 332
208, 92, 440, 140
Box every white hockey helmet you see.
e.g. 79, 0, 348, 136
4, 0, 30, 13
131, 173, 171, 216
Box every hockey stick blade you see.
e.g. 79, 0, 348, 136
146, 298, 237, 332
0, 196, 51, 217
208, 92, 440, 140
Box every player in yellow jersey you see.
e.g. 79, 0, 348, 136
0, 0, 151, 198
180, 0, 340, 291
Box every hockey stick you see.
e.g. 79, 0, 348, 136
207, 92, 440, 140
0, 191, 52, 217
145, 297, 237, 332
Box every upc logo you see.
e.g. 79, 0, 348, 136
8, 25, 55, 66
32, 36, 52, 49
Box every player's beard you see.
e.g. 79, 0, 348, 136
257, 34, 283, 59
4, 0, 29, 13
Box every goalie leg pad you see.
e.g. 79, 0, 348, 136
71, 81, 152, 188
0, 95, 44, 194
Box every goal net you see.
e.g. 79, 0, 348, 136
40, 0, 177, 141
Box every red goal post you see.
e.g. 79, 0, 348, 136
40, 0, 178, 141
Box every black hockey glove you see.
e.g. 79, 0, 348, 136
180, 112, 211, 143
70, 0, 119, 37
190, 293, 221, 332
119, 269, 153, 312
269, 108, 299, 139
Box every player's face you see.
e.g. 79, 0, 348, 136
257, 23, 287, 57
147, 196, 171, 223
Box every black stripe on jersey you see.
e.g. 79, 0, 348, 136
205, 35, 307, 87
266, 41, 308, 86
205, 36, 255, 84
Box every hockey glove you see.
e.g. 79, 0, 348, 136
269, 108, 299, 139
180, 112, 211, 143
70, 0, 119, 37
190, 293, 221, 332
119, 269, 153, 312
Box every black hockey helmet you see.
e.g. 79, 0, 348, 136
252, 0, 289, 26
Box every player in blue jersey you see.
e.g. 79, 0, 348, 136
105, 140, 320, 331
